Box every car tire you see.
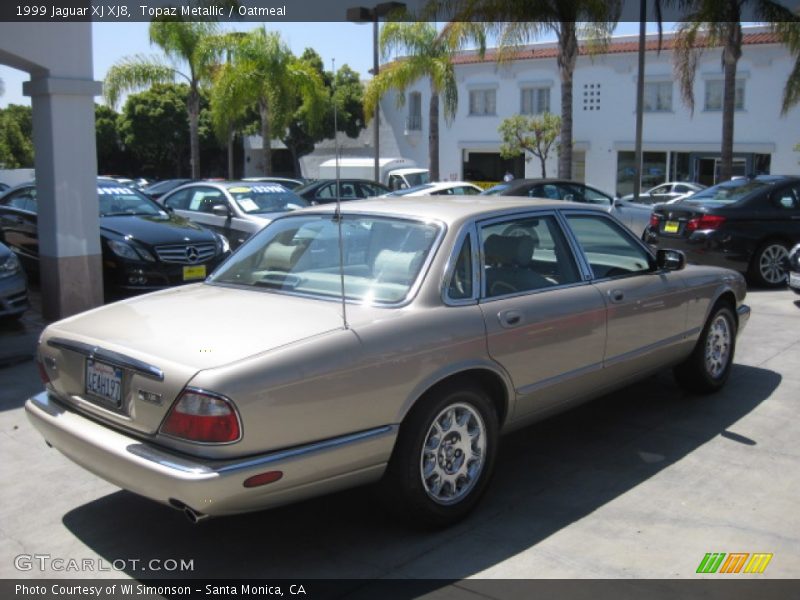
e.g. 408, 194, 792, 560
380, 382, 498, 528
749, 241, 789, 288
673, 304, 737, 394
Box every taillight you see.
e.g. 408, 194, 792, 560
686, 214, 726, 232
36, 355, 51, 385
161, 390, 241, 443
649, 213, 661, 229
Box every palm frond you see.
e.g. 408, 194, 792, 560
103, 56, 177, 108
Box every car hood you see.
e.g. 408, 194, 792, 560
100, 214, 215, 246
46, 283, 349, 371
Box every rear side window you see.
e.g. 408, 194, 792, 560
773, 186, 800, 210
447, 234, 473, 300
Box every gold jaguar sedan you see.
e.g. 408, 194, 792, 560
26, 197, 750, 526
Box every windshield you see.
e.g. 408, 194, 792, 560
688, 179, 771, 204
227, 184, 308, 214
209, 214, 441, 304
404, 172, 431, 187
98, 186, 166, 217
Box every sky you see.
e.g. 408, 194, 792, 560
0, 21, 668, 109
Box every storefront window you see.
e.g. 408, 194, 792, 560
616, 151, 667, 196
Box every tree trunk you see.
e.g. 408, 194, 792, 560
540, 156, 547, 179
557, 23, 577, 180
429, 91, 440, 181
720, 21, 742, 183
188, 84, 201, 179
260, 100, 272, 176
227, 124, 235, 179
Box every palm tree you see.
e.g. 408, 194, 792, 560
430, 0, 619, 180
363, 21, 486, 181
104, 21, 219, 178
673, 2, 800, 182
209, 27, 325, 175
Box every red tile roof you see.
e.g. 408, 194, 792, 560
449, 31, 781, 65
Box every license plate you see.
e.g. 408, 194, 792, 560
663, 221, 680, 234
183, 265, 207, 280
86, 359, 123, 406
790, 271, 800, 290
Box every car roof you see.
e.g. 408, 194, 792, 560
296, 195, 604, 226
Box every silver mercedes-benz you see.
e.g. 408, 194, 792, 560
26, 197, 749, 526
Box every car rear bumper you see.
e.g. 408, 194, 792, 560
26, 391, 395, 518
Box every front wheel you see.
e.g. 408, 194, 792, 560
674, 304, 737, 394
380, 383, 498, 528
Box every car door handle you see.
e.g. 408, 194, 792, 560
608, 289, 625, 303
498, 310, 523, 328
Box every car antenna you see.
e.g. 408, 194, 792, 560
332, 58, 348, 330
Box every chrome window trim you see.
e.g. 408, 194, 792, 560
559, 208, 660, 282
207, 211, 448, 309
475, 209, 585, 300
442, 222, 480, 306
47, 337, 164, 381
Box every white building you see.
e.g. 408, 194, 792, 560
379, 26, 799, 195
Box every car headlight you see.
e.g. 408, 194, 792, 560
108, 240, 145, 261
0, 252, 21, 279
216, 233, 230, 254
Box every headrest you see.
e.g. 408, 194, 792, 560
484, 234, 534, 266
373, 249, 423, 284
261, 241, 303, 272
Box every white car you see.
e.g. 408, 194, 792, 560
383, 181, 483, 197
620, 182, 706, 205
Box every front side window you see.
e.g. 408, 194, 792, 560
566, 214, 653, 278
469, 89, 497, 116
704, 79, 745, 111
2, 188, 36, 213
210, 214, 441, 304
480, 215, 580, 298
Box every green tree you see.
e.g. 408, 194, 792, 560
95, 104, 132, 175
434, 0, 619, 179
208, 27, 325, 176
363, 21, 485, 181
0, 104, 34, 168
104, 21, 220, 178
673, 5, 800, 182
118, 83, 192, 178
499, 112, 561, 178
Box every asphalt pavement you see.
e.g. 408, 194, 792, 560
1, 286, 798, 586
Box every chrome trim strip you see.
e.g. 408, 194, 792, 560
47, 337, 164, 381
126, 425, 397, 475
516, 361, 604, 396
604, 330, 695, 367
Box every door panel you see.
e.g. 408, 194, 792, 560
478, 213, 607, 418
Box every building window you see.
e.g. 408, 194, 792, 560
406, 91, 422, 131
644, 81, 672, 112
469, 89, 496, 116
704, 79, 745, 111
616, 151, 667, 197
520, 87, 550, 115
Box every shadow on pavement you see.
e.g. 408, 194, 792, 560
60, 363, 780, 585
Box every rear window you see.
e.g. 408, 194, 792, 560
227, 185, 308, 214
98, 187, 165, 217
689, 179, 771, 204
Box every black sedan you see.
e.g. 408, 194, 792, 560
0, 181, 230, 295
646, 175, 800, 287
141, 178, 196, 200
294, 179, 390, 205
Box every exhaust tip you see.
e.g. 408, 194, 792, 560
169, 498, 210, 524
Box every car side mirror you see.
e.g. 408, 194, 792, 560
212, 204, 231, 218
163, 205, 174, 214
656, 248, 686, 271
